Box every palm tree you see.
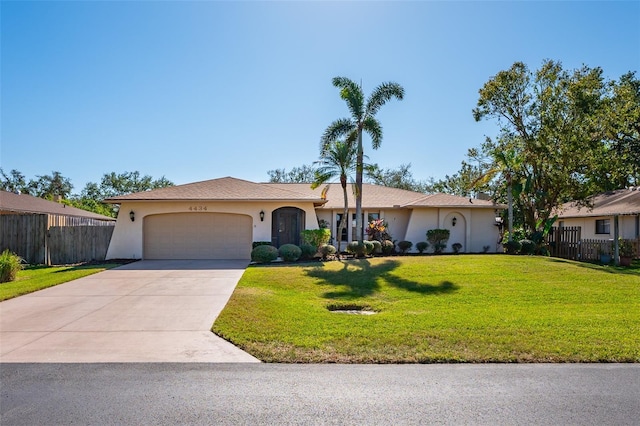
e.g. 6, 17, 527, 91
321, 77, 404, 242
470, 147, 523, 242
311, 140, 358, 252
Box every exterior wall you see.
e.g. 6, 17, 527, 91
559, 215, 640, 240
319, 208, 411, 246
468, 209, 503, 253
106, 200, 318, 259
405, 208, 501, 253
382, 209, 411, 244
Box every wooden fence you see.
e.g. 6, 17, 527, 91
548, 226, 581, 260
548, 226, 639, 262
1, 213, 115, 265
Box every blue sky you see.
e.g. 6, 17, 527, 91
2, 1, 639, 194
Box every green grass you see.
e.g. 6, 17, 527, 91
0, 263, 121, 301
212, 255, 640, 363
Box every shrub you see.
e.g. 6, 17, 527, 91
397, 241, 413, 254
278, 244, 302, 262
519, 239, 536, 255
363, 240, 375, 256
503, 240, 522, 255
427, 229, 450, 254
300, 229, 331, 248
299, 243, 317, 260
452, 243, 462, 254
319, 244, 337, 260
251, 245, 279, 264
0, 250, 24, 283
381, 240, 395, 255
371, 240, 382, 255
347, 241, 366, 257
365, 219, 392, 242
252, 241, 272, 249
416, 241, 429, 254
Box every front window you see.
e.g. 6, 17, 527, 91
595, 219, 610, 235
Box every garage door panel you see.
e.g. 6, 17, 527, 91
144, 213, 252, 260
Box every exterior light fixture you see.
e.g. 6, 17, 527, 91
494, 216, 504, 232
452, 217, 457, 227
129, 210, 135, 222
259, 210, 265, 222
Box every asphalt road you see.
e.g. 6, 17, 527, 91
2, 363, 639, 425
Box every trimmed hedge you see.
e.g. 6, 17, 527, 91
397, 241, 413, 254
279, 244, 302, 262
251, 245, 279, 263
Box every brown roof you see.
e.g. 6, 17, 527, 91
267, 183, 504, 210
0, 190, 115, 220
105, 177, 326, 203
104, 177, 503, 209
556, 188, 640, 218
405, 193, 505, 209
267, 183, 426, 209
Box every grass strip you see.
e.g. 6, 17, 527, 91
213, 255, 640, 363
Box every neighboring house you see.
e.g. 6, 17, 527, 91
105, 177, 505, 260
555, 188, 640, 240
0, 190, 116, 264
0, 190, 115, 225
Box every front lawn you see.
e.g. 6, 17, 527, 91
0, 263, 121, 301
212, 255, 640, 363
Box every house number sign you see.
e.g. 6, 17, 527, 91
188, 206, 208, 211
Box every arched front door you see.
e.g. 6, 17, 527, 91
272, 207, 305, 247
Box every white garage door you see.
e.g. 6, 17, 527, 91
143, 213, 252, 260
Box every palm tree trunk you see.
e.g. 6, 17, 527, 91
355, 130, 364, 242
338, 182, 348, 253
507, 183, 514, 242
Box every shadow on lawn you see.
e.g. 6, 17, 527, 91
547, 257, 640, 276
304, 258, 459, 299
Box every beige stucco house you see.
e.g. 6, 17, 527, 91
105, 177, 505, 260
555, 188, 640, 240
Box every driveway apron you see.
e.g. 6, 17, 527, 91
0, 260, 260, 363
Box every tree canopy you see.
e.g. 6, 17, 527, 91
1, 169, 173, 217
471, 60, 639, 232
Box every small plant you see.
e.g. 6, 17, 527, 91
503, 240, 522, 255
0, 249, 24, 283
278, 244, 302, 262
519, 239, 536, 255
347, 241, 366, 257
371, 240, 382, 255
426, 229, 450, 254
301, 229, 331, 248
482, 245, 491, 253
451, 243, 462, 254
397, 241, 413, 254
363, 240, 375, 256
251, 245, 279, 264
381, 240, 395, 255
416, 241, 429, 254
619, 238, 636, 257
366, 219, 392, 242
299, 243, 317, 260
319, 244, 337, 260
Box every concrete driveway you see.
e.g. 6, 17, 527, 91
0, 260, 260, 363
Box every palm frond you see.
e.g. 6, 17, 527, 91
362, 116, 383, 149
320, 118, 355, 153
366, 81, 405, 117
333, 76, 365, 122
